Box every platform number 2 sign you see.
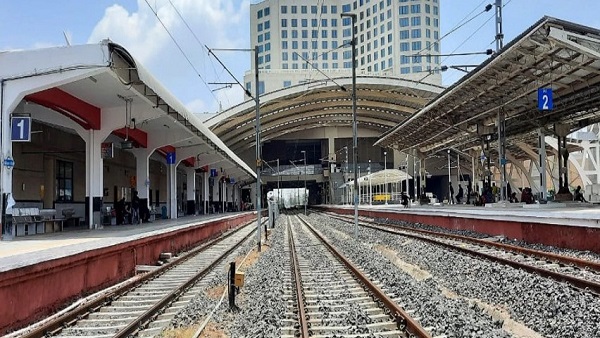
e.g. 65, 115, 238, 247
537, 88, 553, 111
11, 116, 31, 142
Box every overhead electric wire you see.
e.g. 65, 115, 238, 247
143, 0, 218, 103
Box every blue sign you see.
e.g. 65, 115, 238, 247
210, 168, 218, 177
166, 152, 176, 165
11, 116, 31, 142
3, 156, 14, 169
538, 88, 553, 111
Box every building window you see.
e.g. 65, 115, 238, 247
258, 34, 263, 43
401, 67, 410, 74
411, 4, 421, 14
331, 5, 337, 14
257, 9, 263, 19
264, 7, 270, 16
311, 5, 317, 13
281, 19, 287, 27
258, 81, 265, 95
291, 19, 297, 27
411, 17, 421, 26
302, 19, 308, 27
258, 23, 263, 32
282, 52, 288, 61
282, 41, 288, 49
400, 18, 409, 27
264, 20, 270, 29
302, 30, 308, 38
281, 5, 287, 14
401, 55, 410, 64
411, 29, 421, 38
412, 41, 422, 51
56, 160, 73, 202
400, 42, 409, 51
399, 5, 408, 15
283, 80, 292, 87
301, 5, 307, 13
282, 30, 288, 38
291, 5, 297, 13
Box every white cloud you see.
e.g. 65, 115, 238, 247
88, 0, 251, 111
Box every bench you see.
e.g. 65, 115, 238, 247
12, 208, 64, 237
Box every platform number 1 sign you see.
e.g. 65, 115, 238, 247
11, 116, 31, 142
537, 88, 553, 111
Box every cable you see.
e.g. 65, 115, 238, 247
167, 0, 232, 108
143, 0, 218, 103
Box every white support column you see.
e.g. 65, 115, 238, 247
203, 172, 209, 214
1, 92, 15, 238
538, 128, 547, 200
185, 167, 196, 215
85, 130, 106, 229
167, 162, 177, 219
131, 148, 151, 211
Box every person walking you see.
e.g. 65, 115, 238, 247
449, 184, 455, 204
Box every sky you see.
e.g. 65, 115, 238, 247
1, 0, 599, 119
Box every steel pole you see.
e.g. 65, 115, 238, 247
342, 12, 359, 238
384, 152, 387, 204
303, 151, 307, 215
254, 46, 262, 252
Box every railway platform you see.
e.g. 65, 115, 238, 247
317, 202, 600, 253
0, 212, 256, 335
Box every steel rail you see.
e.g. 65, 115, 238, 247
296, 215, 432, 338
22, 219, 257, 338
328, 213, 600, 295
113, 222, 260, 337
287, 216, 310, 337
328, 212, 600, 272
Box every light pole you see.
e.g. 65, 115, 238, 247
206, 46, 262, 252
341, 12, 358, 238
384, 151, 388, 205
301, 150, 307, 215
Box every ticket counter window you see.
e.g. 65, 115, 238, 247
56, 160, 73, 202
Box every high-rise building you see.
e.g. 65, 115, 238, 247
245, 0, 441, 95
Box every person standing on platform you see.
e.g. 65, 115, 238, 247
456, 184, 464, 204
132, 190, 140, 224
449, 184, 455, 204
466, 182, 472, 204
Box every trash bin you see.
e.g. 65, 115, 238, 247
161, 206, 168, 219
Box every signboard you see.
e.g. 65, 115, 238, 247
3, 156, 15, 169
480, 150, 486, 166
166, 152, 176, 165
537, 88, 553, 111
11, 116, 31, 142
210, 168, 218, 177
101, 142, 114, 159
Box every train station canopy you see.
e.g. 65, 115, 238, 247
0, 40, 256, 184
205, 76, 444, 153
344, 169, 412, 187
376, 17, 600, 159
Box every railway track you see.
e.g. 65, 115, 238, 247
282, 214, 432, 338
20, 220, 260, 338
326, 212, 600, 294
